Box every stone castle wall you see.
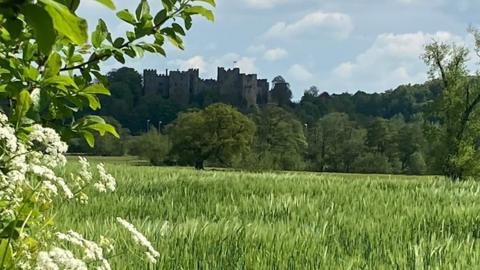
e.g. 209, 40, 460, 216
143, 67, 270, 109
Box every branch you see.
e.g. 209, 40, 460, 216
60, 2, 189, 72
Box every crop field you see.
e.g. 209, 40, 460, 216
57, 161, 480, 269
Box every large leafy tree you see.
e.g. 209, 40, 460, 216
169, 103, 256, 169
423, 29, 480, 180
251, 105, 307, 170
0, 0, 215, 146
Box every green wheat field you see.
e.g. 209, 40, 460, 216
57, 159, 480, 269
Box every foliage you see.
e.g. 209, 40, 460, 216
423, 30, 480, 180
70, 117, 131, 156
57, 163, 480, 268
128, 129, 169, 165
0, 0, 215, 145
0, 0, 216, 268
169, 103, 255, 169
307, 113, 364, 172
244, 106, 306, 171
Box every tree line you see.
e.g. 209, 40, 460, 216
72, 30, 480, 179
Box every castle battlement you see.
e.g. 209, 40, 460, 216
143, 67, 270, 108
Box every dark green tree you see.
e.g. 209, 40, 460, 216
309, 113, 365, 172
248, 106, 307, 171
169, 103, 255, 169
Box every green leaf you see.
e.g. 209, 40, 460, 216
0, 239, 12, 268
43, 75, 79, 89
183, 15, 193, 30
131, 45, 144, 58
44, 52, 62, 78
113, 37, 125, 48
74, 116, 120, 139
5, 18, 23, 39
184, 6, 214, 22
89, 123, 120, 137
154, 9, 167, 25
16, 90, 32, 120
79, 93, 101, 110
81, 131, 95, 147
82, 84, 110, 95
92, 19, 108, 48
58, 0, 80, 11
116, 9, 136, 24
22, 4, 56, 55
172, 23, 185, 36
40, 0, 88, 45
93, 0, 115, 10
162, 0, 174, 12
135, 0, 151, 21
113, 52, 125, 64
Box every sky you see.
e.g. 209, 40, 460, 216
78, 0, 480, 99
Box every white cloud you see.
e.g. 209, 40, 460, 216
265, 10, 353, 39
263, 48, 288, 61
247, 44, 267, 54
176, 56, 207, 72
168, 53, 258, 78
288, 64, 313, 81
235, 56, 258, 74
329, 31, 467, 91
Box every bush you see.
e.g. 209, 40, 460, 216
128, 130, 169, 165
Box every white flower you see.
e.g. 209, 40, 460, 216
35, 248, 87, 270
78, 157, 92, 184
95, 163, 116, 193
56, 231, 105, 262
116, 217, 160, 264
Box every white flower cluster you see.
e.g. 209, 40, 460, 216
35, 248, 87, 270
0, 111, 160, 269
94, 163, 116, 193
116, 217, 160, 264
56, 231, 111, 270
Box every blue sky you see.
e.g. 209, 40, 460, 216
78, 0, 480, 99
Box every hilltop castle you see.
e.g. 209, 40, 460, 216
143, 67, 281, 109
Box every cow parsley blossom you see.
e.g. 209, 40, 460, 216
0, 111, 160, 269
116, 217, 160, 263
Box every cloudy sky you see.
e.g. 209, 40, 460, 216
78, 0, 480, 99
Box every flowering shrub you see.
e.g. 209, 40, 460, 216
0, 0, 215, 268
0, 113, 160, 269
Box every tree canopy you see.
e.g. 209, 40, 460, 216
169, 103, 255, 169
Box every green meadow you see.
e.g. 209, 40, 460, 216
58, 161, 480, 269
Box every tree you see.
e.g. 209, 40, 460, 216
249, 105, 307, 171
128, 129, 169, 165
405, 151, 427, 175
309, 113, 365, 172
423, 29, 480, 179
169, 103, 255, 169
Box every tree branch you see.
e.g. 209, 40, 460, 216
60, 2, 189, 72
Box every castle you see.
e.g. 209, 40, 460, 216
143, 67, 276, 109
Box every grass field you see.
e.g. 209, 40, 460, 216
57, 161, 480, 269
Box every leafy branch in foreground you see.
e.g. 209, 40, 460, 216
0, 0, 215, 268
0, 0, 215, 146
